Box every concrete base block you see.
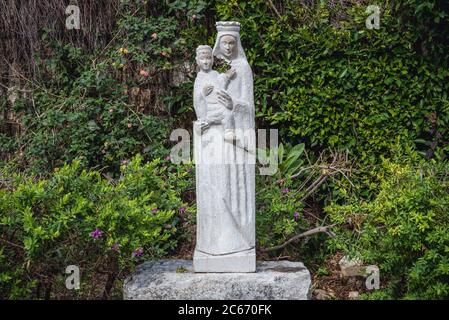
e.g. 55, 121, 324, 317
123, 260, 312, 300
193, 248, 256, 273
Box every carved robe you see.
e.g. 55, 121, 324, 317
194, 50, 255, 255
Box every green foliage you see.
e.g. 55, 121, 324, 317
316, 266, 331, 277
258, 142, 305, 178
5, 0, 449, 172
8, 37, 173, 174
16, 88, 170, 174
0, 155, 193, 299
278, 143, 306, 177
326, 159, 449, 299
2, 0, 449, 300
216, 1, 449, 163
2, 0, 217, 174
256, 143, 308, 248
256, 175, 307, 249
395, 0, 449, 61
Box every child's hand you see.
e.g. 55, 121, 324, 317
225, 68, 237, 80
202, 85, 214, 96
198, 119, 211, 133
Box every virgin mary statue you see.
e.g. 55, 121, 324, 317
193, 21, 256, 272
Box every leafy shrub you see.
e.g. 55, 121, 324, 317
216, 1, 449, 163
326, 159, 449, 299
2, 0, 449, 300
19, 89, 170, 174
0, 155, 193, 299
256, 143, 308, 248
5, 0, 449, 173
395, 0, 449, 61
2, 0, 217, 175
255, 143, 347, 265
8, 40, 173, 175
256, 176, 307, 249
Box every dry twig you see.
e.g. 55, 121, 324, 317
262, 224, 337, 252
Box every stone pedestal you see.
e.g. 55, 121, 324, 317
194, 248, 256, 273
123, 260, 311, 300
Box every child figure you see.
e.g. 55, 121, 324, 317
195, 45, 236, 141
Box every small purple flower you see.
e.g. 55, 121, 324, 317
281, 188, 290, 194
151, 208, 158, 214
179, 207, 186, 214
90, 228, 103, 239
132, 247, 143, 257
165, 155, 171, 161
111, 243, 120, 252
293, 212, 300, 222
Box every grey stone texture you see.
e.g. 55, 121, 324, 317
124, 260, 311, 300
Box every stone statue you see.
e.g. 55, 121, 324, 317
194, 45, 237, 141
193, 21, 256, 273
124, 23, 312, 300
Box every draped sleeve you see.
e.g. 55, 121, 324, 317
232, 60, 255, 129
193, 75, 207, 120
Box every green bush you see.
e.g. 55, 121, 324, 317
326, 159, 449, 299
395, 0, 449, 61
256, 143, 339, 266
4, 1, 449, 173
2, 0, 449, 300
3, 0, 216, 175
256, 176, 307, 249
216, 1, 449, 163
256, 143, 307, 249
0, 155, 193, 299
9, 41, 172, 174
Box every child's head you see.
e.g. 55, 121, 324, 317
196, 45, 213, 71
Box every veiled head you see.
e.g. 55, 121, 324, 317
218, 35, 237, 60
213, 21, 247, 62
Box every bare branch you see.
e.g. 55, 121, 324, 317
262, 224, 337, 252
0, 238, 24, 250
267, 0, 282, 20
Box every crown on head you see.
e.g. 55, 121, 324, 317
216, 21, 241, 33
196, 45, 212, 56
